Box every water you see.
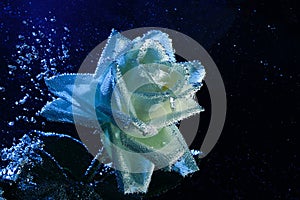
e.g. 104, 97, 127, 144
2, 16, 73, 133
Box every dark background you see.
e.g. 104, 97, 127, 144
0, 0, 299, 199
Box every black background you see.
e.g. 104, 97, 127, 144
0, 0, 299, 199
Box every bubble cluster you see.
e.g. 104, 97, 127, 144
0, 134, 43, 182
6, 16, 74, 127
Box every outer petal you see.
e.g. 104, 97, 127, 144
185, 61, 206, 87
101, 123, 198, 193
94, 29, 132, 78
148, 98, 203, 129
45, 73, 94, 105
102, 123, 199, 193
43, 73, 117, 126
172, 150, 199, 176
101, 123, 154, 193
40, 98, 95, 127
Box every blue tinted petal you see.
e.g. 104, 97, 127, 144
94, 29, 132, 78
45, 73, 94, 103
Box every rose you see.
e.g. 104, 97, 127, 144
40, 30, 205, 193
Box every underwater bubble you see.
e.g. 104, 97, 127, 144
1, 149, 8, 160
8, 65, 17, 70
20, 65, 28, 70
64, 26, 70, 32
49, 58, 56, 66
33, 54, 39, 60
8, 121, 14, 126
18, 35, 25, 40
0, 86, 5, 93
38, 31, 45, 38
18, 94, 29, 104
40, 59, 47, 65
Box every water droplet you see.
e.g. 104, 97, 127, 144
64, 26, 70, 32
8, 121, 14, 126
8, 64, 17, 70
0, 86, 5, 92
18, 35, 25, 40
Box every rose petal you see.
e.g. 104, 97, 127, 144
137, 39, 171, 64
116, 30, 176, 75
172, 150, 199, 177
185, 61, 206, 87
45, 73, 94, 105
40, 98, 100, 128
101, 123, 154, 193
101, 123, 198, 193
101, 123, 193, 174
133, 30, 175, 63
129, 97, 203, 129
94, 29, 132, 78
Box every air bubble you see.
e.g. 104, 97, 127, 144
50, 58, 56, 66
18, 35, 25, 40
0, 86, 5, 92
19, 94, 29, 104
64, 26, 70, 32
8, 121, 14, 126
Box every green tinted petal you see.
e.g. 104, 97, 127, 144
149, 98, 203, 129
131, 89, 203, 127
120, 125, 189, 167
101, 123, 154, 193
101, 123, 198, 193
110, 110, 158, 137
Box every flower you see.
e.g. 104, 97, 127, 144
40, 29, 206, 194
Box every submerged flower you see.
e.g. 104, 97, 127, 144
40, 29, 205, 194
